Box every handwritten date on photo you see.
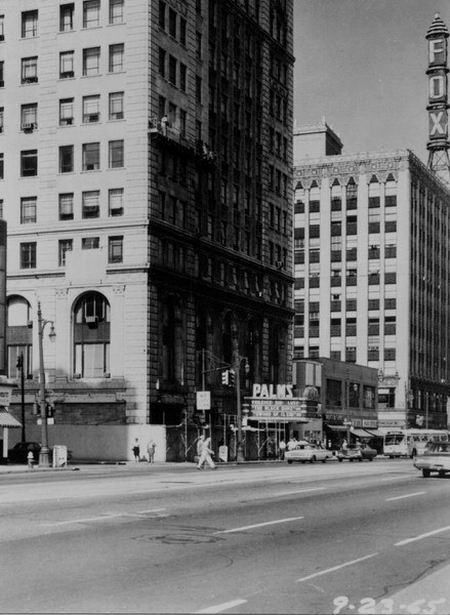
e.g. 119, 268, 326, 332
333, 596, 446, 614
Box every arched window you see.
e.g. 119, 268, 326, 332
7, 296, 32, 378
73, 291, 110, 378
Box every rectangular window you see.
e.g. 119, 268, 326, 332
0, 199, 3, 218
0, 14, 4, 40
0, 153, 3, 179
168, 55, 177, 85
169, 8, 177, 37
20, 197, 37, 223
159, 48, 166, 77
82, 142, 100, 170
60, 4, 74, 31
196, 76, 202, 102
108, 236, 123, 263
109, 43, 124, 72
83, 47, 100, 76
82, 95, 100, 123
20, 242, 36, 269
196, 31, 202, 59
21, 103, 38, 131
159, 1, 166, 30
59, 145, 74, 173
109, 91, 124, 119
22, 10, 38, 38
109, 0, 124, 24
82, 190, 100, 218
59, 51, 74, 78
59, 239, 73, 266
0, 107, 3, 133
20, 150, 38, 176
83, 0, 100, 28
82, 237, 100, 249
180, 63, 187, 91
21, 57, 38, 83
59, 98, 74, 125
180, 18, 186, 45
108, 140, 124, 168
59, 193, 74, 220
0, 61, 3, 87
108, 188, 123, 216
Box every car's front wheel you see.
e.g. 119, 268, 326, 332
287, 460, 293, 464
438, 470, 446, 478
310, 456, 316, 464
422, 468, 431, 478
338, 458, 343, 462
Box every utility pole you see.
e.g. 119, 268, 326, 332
17, 354, 26, 443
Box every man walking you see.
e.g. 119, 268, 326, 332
197, 435, 216, 470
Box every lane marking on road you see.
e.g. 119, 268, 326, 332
296, 552, 379, 583
42, 508, 167, 526
195, 599, 248, 613
395, 525, 450, 546
386, 491, 426, 502
379, 475, 412, 481
273, 487, 325, 497
215, 516, 304, 534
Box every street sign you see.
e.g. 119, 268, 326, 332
196, 390, 211, 410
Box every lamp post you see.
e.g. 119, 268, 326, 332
344, 418, 352, 445
16, 354, 26, 443
37, 301, 55, 467
233, 353, 250, 463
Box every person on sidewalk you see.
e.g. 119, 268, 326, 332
27, 450, 34, 470
279, 439, 286, 460
147, 440, 156, 463
132, 438, 140, 462
197, 436, 216, 470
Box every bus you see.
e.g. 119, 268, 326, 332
383, 429, 450, 458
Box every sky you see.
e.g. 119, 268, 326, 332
293, 0, 450, 164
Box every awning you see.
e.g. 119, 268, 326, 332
350, 428, 374, 439
0, 410, 22, 428
325, 425, 348, 432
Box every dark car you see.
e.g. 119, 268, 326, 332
337, 444, 377, 462
8, 442, 41, 463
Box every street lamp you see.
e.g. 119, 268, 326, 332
343, 418, 352, 445
233, 353, 250, 463
37, 301, 55, 467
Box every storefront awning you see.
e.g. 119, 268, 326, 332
350, 428, 374, 439
0, 411, 21, 428
325, 425, 348, 432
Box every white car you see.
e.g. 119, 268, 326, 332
413, 441, 450, 477
285, 443, 330, 464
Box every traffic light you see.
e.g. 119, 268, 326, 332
221, 369, 229, 385
228, 369, 236, 387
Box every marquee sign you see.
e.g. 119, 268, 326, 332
248, 384, 309, 422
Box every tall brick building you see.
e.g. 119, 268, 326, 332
0, 1, 294, 459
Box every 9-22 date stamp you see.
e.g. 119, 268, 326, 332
332, 596, 447, 614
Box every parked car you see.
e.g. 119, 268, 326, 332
285, 442, 331, 464
8, 442, 41, 463
413, 441, 450, 477
337, 444, 377, 462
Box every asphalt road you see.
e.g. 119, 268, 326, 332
1, 459, 450, 614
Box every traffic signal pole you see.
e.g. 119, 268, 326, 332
234, 354, 245, 463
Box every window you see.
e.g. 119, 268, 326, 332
22, 10, 38, 38
83, 47, 100, 76
196, 31, 202, 59
7, 297, 33, 379
59, 145, 74, 173
21, 103, 38, 131
83, 0, 100, 28
82, 191, 100, 218
168, 55, 177, 84
59, 51, 74, 78
20, 150, 38, 176
73, 292, 110, 378
0, 107, 3, 133
59, 239, 73, 266
83, 95, 100, 123
196, 76, 202, 102
108, 236, 123, 263
20, 242, 36, 269
0, 61, 3, 86
108, 140, 124, 168
169, 8, 177, 37
60, 4, 74, 32
108, 188, 123, 216
109, 91, 124, 119
159, 47, 166, 77
21, 57, 38, 84
0, 14, 4, 40
180, 63, 187, 91
59, 98, 74, 125
109, 0, 124, 24
82, 236, 100, 250
20, 197, 37, 223
159, 1, 166, 30
0, 153, 3, 179
59, 193, 74, 220
109, 43, 124, 73
180, 18, 186, 46
82, 142, 100, 170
